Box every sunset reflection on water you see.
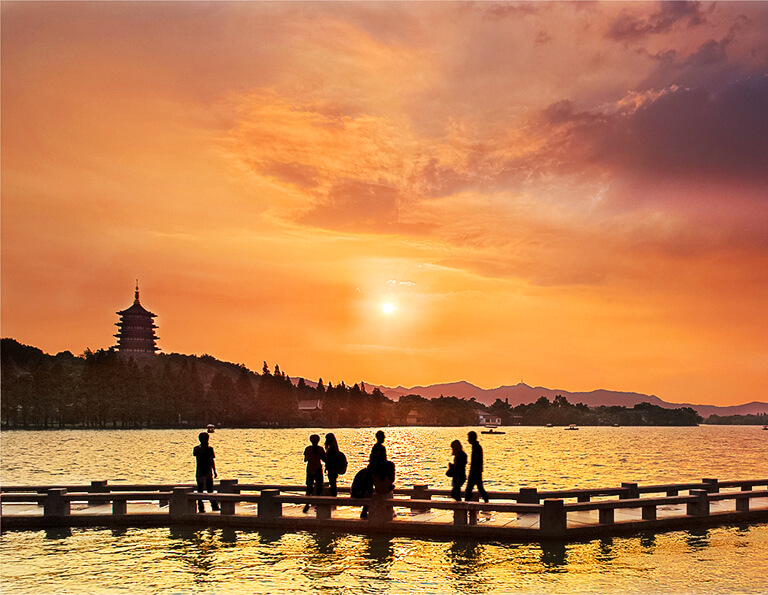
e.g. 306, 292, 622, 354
2, 426, 767, 593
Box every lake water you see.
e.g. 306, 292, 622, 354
1, 426, 767, 593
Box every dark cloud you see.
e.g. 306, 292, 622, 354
607, 1, 706, 42
542, 75, 768, 184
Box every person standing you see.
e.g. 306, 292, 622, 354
324, 432, 347, 497
369, 430, 387, 466
448, 439, 467, 501
464, 431, 489, 503
303, 434, 325, 513
192, 431, 219, 513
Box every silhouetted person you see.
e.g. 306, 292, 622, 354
464, 431, 489, 503
193, 431, 219, 513
358, 430, 394, 519
448, 439, 467, 501
303, 433, 325, 513
324, 432, 347, 497
369, 430, 387, 466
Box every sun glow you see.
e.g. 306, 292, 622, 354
382, 302, 397, 315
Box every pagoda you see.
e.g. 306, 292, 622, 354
114, 281, 160, 356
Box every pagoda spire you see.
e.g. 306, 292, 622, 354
134, 279, 140, 304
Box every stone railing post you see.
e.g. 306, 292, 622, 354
642, 504, 657, 520
218, 479, 239, 515
412, 484, 431, 512
539, 499, 566, 536
453, 502, 468, 525
368, 493, 394, 525
735, 493, 750, 512
88, 480, 109, 506
621, 482, 639, 499
599, 507, 615, 524
517, 487, 539, 503
702, 478, 720, 493
687, 489, 710, 516
258, 489, 282, 519
44, 488, 70, 517
169, 487, 195, 518
113, 497, 127, 516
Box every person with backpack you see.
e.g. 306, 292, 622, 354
192, 431, 219, 513
324, 432, 347, 497
303, 434, 326, 513
447, 439, 467, 501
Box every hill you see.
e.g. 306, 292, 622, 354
370, 381, 768, 418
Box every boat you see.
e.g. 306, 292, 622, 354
481, 422, 505, 435
206, 424, 216, 433
564, 424, 579, 431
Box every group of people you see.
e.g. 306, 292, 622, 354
192, 429, 489, 515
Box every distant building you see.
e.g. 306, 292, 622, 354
478, 413, 501, 427
114, 281, 159, 357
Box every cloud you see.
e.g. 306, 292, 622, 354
607, 1, 706, 42
538, 75, 768, 185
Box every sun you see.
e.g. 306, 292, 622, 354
382, 302, 397, 315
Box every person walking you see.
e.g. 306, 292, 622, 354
447, 439, 467, 501
464, 431, 489, 503
303, 434, 325, 513
192, 431, 219, 513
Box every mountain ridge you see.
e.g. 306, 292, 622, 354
364, 380, 767, 418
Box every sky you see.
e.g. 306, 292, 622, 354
2, 1, 767, 407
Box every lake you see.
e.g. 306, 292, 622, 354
1, 426, 767, 593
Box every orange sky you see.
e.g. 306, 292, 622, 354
2, 2, 767, 406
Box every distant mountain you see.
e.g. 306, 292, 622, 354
365, 381, 768, 417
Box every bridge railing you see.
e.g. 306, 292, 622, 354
3, 477, 767, 538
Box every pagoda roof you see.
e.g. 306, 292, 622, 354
116, 301, 157, 317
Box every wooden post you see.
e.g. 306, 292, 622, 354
113, 498, 127, 516
170, 487, 195, 518
687, 489, 710, 516
642, 504, 657, 520
702, 478, 720, 493
517, 487, 539, 503
218, 479, 239, 515
88, 480, 109, 506
621, 483, 639, 499
258, 489, 282, 519
599, 507, 615, 524
44, 488, 70, 517
412, 485, 431, 512
741, 484, 752, 492
577, 494, 591, 503
540, 499, 566, 536
666, 488, 679, 496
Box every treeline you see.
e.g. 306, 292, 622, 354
1, 338, 703, 429
484, 394, 702, 427
704, 414, 768, 425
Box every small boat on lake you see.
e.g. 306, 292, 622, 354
564, 424, 579, 431
481, 422, 505, 435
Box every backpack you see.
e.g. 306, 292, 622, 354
337, 452, 348, 475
